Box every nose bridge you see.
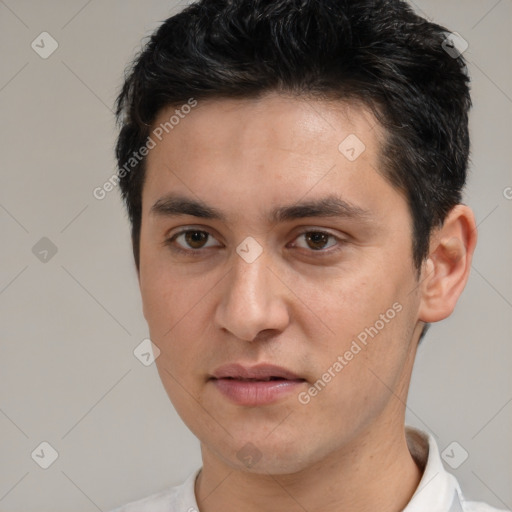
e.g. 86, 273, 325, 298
214, 250, 288, 341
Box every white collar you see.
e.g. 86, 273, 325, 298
404, 426, 464, 512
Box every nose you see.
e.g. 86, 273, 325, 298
214, 253, 290, 342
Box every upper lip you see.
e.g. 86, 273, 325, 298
211, 363, 304, 381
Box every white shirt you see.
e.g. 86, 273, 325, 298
109, 427, 507, 512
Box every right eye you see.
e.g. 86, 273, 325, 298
165, 229, 223, 253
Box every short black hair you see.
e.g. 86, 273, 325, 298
115, 0, 471, 274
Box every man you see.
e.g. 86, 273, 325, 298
110, 0, 504, 511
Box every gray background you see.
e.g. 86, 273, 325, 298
0, 1, 511, 511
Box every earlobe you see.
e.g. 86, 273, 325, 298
418, 205, 477, 323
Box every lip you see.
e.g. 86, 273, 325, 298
211, 363, 303, 381
210, 363, 306, 406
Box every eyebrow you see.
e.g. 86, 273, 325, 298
150, 193, 371, 224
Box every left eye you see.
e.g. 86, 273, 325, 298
293, 231, 338, 251
172, 230, 221, 250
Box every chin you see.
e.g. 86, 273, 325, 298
218, 432, 325, 475
229, 451, 313, 475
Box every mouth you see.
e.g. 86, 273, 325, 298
219, 376, 297, 382
209, 364, 306, 406
210, 363, 305, 381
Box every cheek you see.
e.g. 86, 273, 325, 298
292, 268, 395, 343
301, 307, 415, 434
335, 297, 418, 408
141, 270, 216, 378
139, 253, 195, 330
297, 264, 417, 392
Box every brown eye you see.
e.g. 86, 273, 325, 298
184, 230, 209, 249
292, 231, 338, 251
168, 229, 222, 252
305, 232, 331, 250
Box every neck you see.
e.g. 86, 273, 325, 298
195, 423, 423, 512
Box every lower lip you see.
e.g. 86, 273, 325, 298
211, 378, 305, 406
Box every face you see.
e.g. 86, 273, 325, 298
138, 93, 424, 474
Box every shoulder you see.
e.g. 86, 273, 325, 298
463, 500, 509, 512
108, 487, 181, 512
107, 469, 201, 512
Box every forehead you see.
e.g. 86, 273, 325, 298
142, 93, 392, 219
148, 92, 380, 161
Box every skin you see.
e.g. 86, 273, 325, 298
137, 92, 477, 512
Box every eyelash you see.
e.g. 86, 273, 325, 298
164, 229, 220, 257
164, 228, 345, 256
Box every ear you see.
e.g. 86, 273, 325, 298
417, 205, 477, 323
